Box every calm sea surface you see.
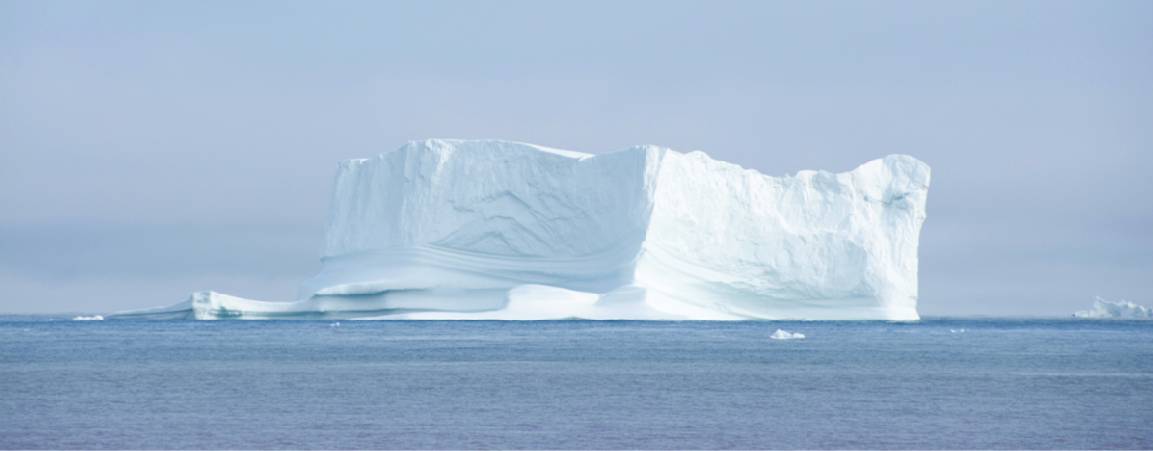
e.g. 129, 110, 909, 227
1, 319, 1151, 449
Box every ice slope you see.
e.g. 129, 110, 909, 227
1074, 298, 1152, 319
110, 139, 930, 320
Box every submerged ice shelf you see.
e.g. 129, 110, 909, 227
112, 139, 931, 320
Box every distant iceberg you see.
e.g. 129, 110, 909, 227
111, 139, 930, 321
770, 329, 806, 340
1074, 297, 1152, 319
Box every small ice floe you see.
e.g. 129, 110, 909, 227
330, 321, 341, 328
72, 315, 104, 321
770, 329, 805, 340
950, 328, 966, 333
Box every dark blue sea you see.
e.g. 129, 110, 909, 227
1, 319, 1151, 449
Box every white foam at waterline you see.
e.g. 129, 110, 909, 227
72, 315, 104, 321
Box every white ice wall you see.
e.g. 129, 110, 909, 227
639, 152, 929, 319
302, 140, 661, 298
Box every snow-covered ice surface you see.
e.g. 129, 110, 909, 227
1074, 297, 1152, 319
111, 139, 930, 320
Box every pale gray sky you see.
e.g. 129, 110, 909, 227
1, 0, 1150, 316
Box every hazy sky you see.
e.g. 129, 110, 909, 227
1, 0, 1150, 316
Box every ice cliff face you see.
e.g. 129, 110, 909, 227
112, 139, 931, 320
640, 150, 928, 319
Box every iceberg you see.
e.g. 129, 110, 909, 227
769, 329, 806, 340
1074, 297, 1152, 319
111, 139, 931, 320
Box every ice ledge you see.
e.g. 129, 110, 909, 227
109, 286, 914, 321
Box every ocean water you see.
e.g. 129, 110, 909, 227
1, 319, 1151, 449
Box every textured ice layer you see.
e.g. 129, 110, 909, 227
112, 139, 930, 320
1074, 298, 1152, 319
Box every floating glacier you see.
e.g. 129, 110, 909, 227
111, 139, 931, 320
1073, 297, 1152, 319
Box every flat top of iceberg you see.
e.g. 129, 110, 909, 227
363, 138, 925, 181
405, 138, 594, 160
